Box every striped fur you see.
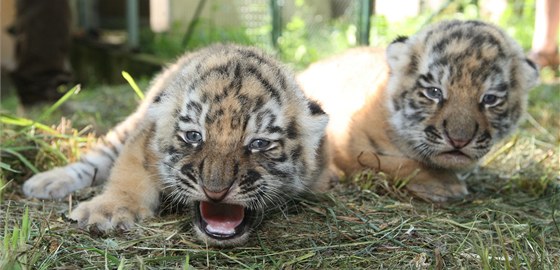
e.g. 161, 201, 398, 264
299, 20, 538, 202
24, 45, 329, 246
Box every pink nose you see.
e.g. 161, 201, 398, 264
446, 135, 470, 149
203, 187, 229, 202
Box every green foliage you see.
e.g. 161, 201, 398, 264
1, 206, 33, 270
140, 20, 257, 60
136, 1, 540, 70
498, 0, 536, 50
274, 0, 356, 70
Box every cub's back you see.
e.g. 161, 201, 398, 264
297, 47, 390, 151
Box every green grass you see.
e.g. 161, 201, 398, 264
1, 2, 558, 267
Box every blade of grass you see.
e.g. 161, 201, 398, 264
0, 115, 57, 134
121, 71, 144, 100
218, 252, 250, 268
117, 257, 125, 270
37, 84, 81, 122
20, 206, 30, 246
183, 254, 194, 270
0, 179, 6, 203
0, 162, 21, 173
2, 148, 39, 174
82, 247, 120, 266
28, 137, 69, 164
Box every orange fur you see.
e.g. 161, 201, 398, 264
299, 20, 538, 202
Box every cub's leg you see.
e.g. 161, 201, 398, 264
23, 134, 120, 199
70, 129, 161, 231
358, 152, 468, 202
23, 111, 144, 199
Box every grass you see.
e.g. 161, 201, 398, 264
1, 70, 558, 268
1, 2, 559, 264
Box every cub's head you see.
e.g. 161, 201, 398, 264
148, 45, 328, 246
385, 20, 538, 170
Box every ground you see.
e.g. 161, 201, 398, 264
0, 69, 558, 269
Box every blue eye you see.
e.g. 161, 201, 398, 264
184, 131, 203, 143
422, 87, 443, 101
248, 139, 271, 151
482, 94, 499, 106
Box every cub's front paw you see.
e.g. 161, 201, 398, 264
406, 170, 469, 202
24, 168, 81, 199
70, 195, 154, 232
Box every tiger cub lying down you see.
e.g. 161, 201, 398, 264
24, 45, 330, 246
298, 20, 539, 202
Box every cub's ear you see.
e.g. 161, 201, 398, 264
303, 100, 329, 146
391, 36, 409, 44
521, 58, 539, 91
386, 36, 410, 71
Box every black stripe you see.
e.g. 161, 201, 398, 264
307, 100, 325, 115
166, 145, 179, 155
179, 115, 193, 124
269, 153, 288, 162
69, 166, 83, 180
179, 177, 196, 190
186, 101, 203, 115
424, 125, 443, 140
267, 125, 283, 134
391, 35, 408, 44
240, 169, 261, 187
290, 145, 302, 160
265, 166, 290, 178
153, 93, 164, 103
230, 63, 243, 95
525, 58, 537, 71
475, 131, 491, 143
286, 119, 298, 139
245, 66, 281, 102
81, 159, 97, 168
98, 148, 116, 163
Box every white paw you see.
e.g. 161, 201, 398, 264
23, 167, 84, 199
69, 195, 154, 231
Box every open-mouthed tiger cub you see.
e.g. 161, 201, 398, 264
24, 44, 330, 246
298, 20, 539, 202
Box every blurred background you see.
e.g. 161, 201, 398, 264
0, 1, 550, 79
0, 0, 556, 126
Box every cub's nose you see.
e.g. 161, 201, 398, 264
447, 136, 470, 148
443, 120, 477, 149
202, 187, 229, 202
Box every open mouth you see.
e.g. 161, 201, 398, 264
194, 201, 251, 239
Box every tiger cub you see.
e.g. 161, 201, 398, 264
298, 20, 539, 202
24, 44, 330, 246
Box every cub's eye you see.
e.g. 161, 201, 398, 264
248, 139, 271, 151
184, 131, 203, 143
422, 87, 443, 101
482, 94, 500, 107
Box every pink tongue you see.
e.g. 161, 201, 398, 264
199, 202, 244, 235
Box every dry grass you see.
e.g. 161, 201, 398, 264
1, 76, 558, 269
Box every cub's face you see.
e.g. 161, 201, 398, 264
148, 46, 328, 246
385, 20, 538, 169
